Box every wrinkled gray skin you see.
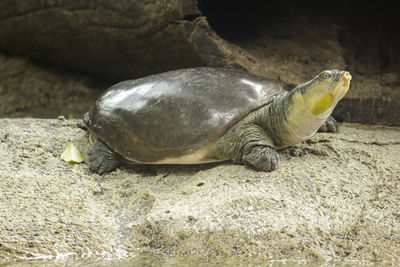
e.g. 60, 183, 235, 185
84, 68, 342, 174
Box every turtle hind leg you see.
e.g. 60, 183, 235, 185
318, 115, 339, 133
87, 139, 121, 174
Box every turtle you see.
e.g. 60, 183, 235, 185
83, 67, 351, 174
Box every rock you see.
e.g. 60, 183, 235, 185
0, 53, 101, 118
0, 1, 255, 80
0, 118, 399, 264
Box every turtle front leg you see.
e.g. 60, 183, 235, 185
210, 122, 280, 172
239, 125, 280, 171
318, 115, 339, 133
242, 144, 280, 172
87, 139, 121, 174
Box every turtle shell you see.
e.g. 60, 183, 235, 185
84, 67, 284, 163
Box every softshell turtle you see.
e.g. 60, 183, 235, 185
84, 67, 351, 174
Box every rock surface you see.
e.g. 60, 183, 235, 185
0, 0, 254, 80
0, 53, 101, 118
0, 118, 399, 265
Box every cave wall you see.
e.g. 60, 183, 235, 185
0, 0, 399, 125
199, 0, 400, 125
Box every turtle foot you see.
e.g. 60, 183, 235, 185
319, 116, 338, 133
87, 139, 121, 174
242, 146, 280, 172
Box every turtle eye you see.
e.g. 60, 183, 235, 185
320, 71, 332, 79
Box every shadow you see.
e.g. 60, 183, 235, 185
121, 161, 227, 177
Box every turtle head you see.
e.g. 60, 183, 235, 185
272, 69, 351, 147
293, 69, 351, 118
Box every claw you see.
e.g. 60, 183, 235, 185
243, 146, 280, 172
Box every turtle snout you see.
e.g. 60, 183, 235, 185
337, 71, 351, 99
342, 71, 352, 83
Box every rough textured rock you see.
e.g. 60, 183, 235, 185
0, 119, 399, 265
0, 0, 255, 80
0, 53, 101, 118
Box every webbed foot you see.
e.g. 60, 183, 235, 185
242, 146, 280, 172
318, 116, 339, 133
87, 139, 121, 174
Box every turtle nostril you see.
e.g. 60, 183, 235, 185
342, 71, 352, 82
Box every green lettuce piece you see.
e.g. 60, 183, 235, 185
60, 139, 84, 163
